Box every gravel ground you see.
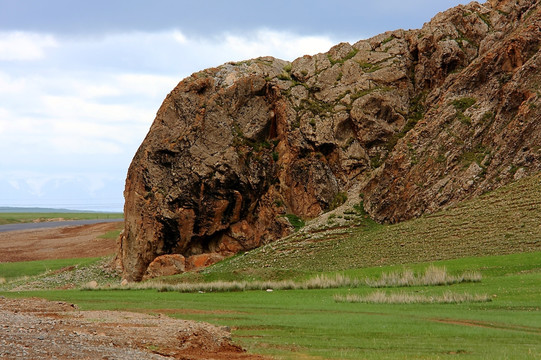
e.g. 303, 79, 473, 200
0, 297, 267, 360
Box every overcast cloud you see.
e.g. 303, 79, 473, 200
0, 0, 470, 211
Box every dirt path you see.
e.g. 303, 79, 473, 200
0, 222, 122, 262
0, 297, 266, 360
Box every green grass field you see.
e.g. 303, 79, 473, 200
1, 175, 540, 358
0, 257, 103, 281
0, 212, 123, 225
2, 252, 539, 359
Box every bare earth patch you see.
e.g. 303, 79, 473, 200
0, 297, 267, 360
0, 222, 121, 262
0, 224, 268, 359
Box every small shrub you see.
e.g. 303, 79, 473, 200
329, 192, 348, 210
328, 48, 359, 65
277, 72, 291, 81
452, 97, 476, 112
460, 144, 489, 167
303, 274, 358, 289
457, 111, 472, 125
477, 12, 492, 27
370, 154, 383, 168
272, 151, 279, 162
381, 35, 394, 45
435, 154, 446, 163
284, 214, 305, 231
353, 202, 367, 216
482, 111, 495, 122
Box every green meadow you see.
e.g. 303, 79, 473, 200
2, 252, 540, 359
1, 174, 540, 358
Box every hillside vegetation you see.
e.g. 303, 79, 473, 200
182, 172, 541, 282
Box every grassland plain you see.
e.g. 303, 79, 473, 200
0, 212, 123, 225
0, 174, 540, 358
2, 253, 540, 359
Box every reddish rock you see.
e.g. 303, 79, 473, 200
186, 253, 225, 271
119, 0, 541, 281
143, 254, 186, 280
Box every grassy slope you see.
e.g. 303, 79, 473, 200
188, 172, 541, 282
0, 212, 123, 225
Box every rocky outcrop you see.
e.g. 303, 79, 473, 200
119, 0, 541, 281
362, 0, 541, 222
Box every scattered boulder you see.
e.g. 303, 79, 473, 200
85, 280, 98, 289
143, 254, 186, 279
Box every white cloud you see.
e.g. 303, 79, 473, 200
0, 32, 58, 61
0, 28, 339, 210
220, 29, 335, 60
8, 179, 20, 190
25, 176, 49, 197
114, 73, 180, 98
0, 170, 125, 211
172, 30, 187, 44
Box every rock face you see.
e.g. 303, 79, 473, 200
119, 0, 541, 281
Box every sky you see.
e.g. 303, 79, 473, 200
0, 0, 471, 212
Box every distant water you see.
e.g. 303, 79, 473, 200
0, 219, 123, 232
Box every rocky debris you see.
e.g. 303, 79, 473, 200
0, 297, 264, 360
120, 0, 541, 281
85, 280, 98, 288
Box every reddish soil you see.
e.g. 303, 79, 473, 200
0, 223, 269, 359
0, 297, 267, 359
0, 222, 122, 262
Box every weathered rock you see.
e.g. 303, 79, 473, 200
85, 281, 98, 289
185, 253, 225, 271
362, 0, 541, 222
119, 0, 541, 281
143, 254, 186, 279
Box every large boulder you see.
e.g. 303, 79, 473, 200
119, 0, 541, 281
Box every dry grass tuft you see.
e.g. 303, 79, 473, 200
0, 277, 6, 285
334, 290, 491, 304
86, 273, 362, 292
84, 267, 481, 293
365, 265, 481, 288
302, 273, 360, 289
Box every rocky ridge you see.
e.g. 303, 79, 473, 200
119, 0, 541, 281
